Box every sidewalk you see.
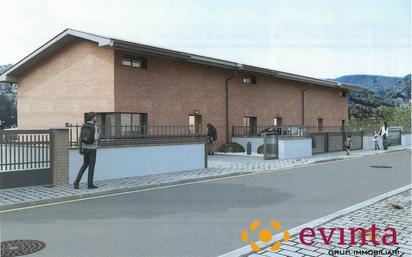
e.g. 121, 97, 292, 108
0, 145, 410, 211
222, 186, 411, 257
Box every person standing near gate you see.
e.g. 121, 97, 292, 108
379, 121, 389, 150
344, 134, 352, 155
74, 112, 99, 189
207, 123, 217, 155
373, 131, 380, 150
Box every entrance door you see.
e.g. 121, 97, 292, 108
189, 115, 202, 134
243, 116, 257, 136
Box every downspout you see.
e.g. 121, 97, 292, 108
225, 72, 236, 144
302, 84, 312, 126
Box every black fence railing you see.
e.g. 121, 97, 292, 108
232, 125, 345, 137
0, 130, 51, 171
66, 124, 207, 148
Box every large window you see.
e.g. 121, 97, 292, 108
95, 112, 148, 137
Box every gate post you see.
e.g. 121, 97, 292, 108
50, 128, 69, 185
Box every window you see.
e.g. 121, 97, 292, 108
243, 116, 257, 136
121, 58, 131, 66
274, 117, 282, 126
121, 56, 147, 69
341, 119, 345, 128
95, 112, 148, 137
132, 59, 143, 68
243, 75, 257, 84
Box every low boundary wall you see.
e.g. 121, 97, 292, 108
69, 143, 206, 182
402, 134, 411, 146
278, 137, 312, 159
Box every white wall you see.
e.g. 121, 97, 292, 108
363, 135, 376, 150
402, 134, 411, 145
231, 137, 264, 153
278, 138, 312, 159
70, 143, 205, 182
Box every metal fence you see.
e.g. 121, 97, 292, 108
232, 125, 311, 137
232, 125, 348, 137
67, 124, 207, 148
0, 130, 50, 171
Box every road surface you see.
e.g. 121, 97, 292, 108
0, 150, 410, 257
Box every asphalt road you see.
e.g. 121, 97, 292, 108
1, 150, 411, 257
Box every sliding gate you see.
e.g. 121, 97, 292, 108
311, 131, 363, 154
0, 130, 51, 189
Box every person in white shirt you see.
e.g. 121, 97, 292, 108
379, 121, 389, 150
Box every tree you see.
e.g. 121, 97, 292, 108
0, 93, 17, 128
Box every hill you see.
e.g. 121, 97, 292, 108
333, 74, 411, 99
330, 74, 411, 119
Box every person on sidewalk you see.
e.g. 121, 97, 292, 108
373, 131, 380, 150
379, 121, 389, 150
207, 123, 217, 155
73, 112, 100, 189
344, 134, 352, 155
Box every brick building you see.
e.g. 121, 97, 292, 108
0, 29, 353, 147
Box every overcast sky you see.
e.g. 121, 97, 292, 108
1, 0, 410, 78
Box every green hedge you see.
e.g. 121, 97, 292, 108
219, 143, 245, 153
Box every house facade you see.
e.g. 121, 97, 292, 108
0, 29, 350, 147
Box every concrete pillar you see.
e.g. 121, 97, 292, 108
50, 128, 69, 185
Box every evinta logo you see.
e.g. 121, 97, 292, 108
300, 224, 398, 246
242, 221, 398, 252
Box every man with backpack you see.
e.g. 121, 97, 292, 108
73, 112, 99, 189
207, 123, 217, 155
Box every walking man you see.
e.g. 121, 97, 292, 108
207, 123, 217, 155
73, 112, 99, 189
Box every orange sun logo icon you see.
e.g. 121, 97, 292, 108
241, 220, 290, 252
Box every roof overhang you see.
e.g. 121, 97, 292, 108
0, 28, 360, 91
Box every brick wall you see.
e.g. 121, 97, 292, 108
15, 40, 348, 149
114, 50, 348, 147
18, 39, 115, 129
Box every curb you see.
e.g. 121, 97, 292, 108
1, 147, 410, 212
312, 147, 409, 164
219, 184, 412, 257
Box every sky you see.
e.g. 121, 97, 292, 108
0, 0, 410, 78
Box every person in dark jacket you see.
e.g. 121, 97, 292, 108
207, 123, 217, 155
73, 112, 100, 189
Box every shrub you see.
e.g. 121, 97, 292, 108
219, 142, 245, 153
257, 144, 264, 154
